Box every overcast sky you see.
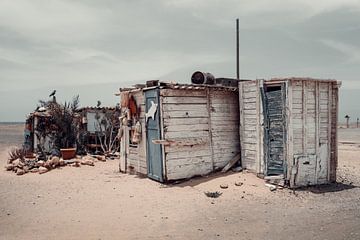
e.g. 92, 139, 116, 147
1, 0, 360, 121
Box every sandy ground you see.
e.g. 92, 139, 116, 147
0, 124, 360, 240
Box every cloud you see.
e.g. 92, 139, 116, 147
320, 39, 360, 63
0, 0, 360, 120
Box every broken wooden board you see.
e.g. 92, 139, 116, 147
221, 152, 241, 173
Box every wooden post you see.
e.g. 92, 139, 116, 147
357, 118, 359, 128
345, 115, 350, 128
236, 18, 240, 80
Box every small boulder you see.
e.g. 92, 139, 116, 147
50, 156, 60, 167
235, 182, 243, 187
5, 164, 14, 171
36, 160, 45, 167
38, 166, 49, 174
220, 184, 229, 189
30, 168, 39, 173
16, 169, 25, 175
23, 166, 30, 173
59, 159, 66, 166
81, 159, 95, 166
96, 156, 106, 162
12, 159, 25, 168
44, 161, 51, 169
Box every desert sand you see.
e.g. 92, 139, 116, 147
0, 124, 360, 240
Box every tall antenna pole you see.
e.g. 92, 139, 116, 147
236, 18, 240, 80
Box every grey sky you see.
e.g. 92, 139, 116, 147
1, 0, 360, 121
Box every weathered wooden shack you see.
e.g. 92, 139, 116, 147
239, 78, 341, 187
118, 81, 240, 182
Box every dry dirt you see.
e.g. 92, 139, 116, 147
0, 124, 360, 240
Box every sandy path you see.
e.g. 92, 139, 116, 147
1, 126, 360, 239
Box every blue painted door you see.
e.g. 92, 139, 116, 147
145, 88, 164, 182
262, 84, 286, 176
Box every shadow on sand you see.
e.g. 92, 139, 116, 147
162, 171, 241, 188
295, 182, 358, 194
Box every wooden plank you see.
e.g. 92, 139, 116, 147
243, 91, 257, 99
166, 150, 211, 160
164, 117, 208, 125
163, 103, 207, 112
221, 153, 241, 172
162, 96, 207, 104
160, 89, 206, 97
166, 162, 213, 180
165, 143, 209, 153
162, 110, 208, 118
207, 88, 215, 171
165, 123, 209, 132
211, 125, 239, 131
166, 156, 212, 167
211, 98, 239, 104
164, 130, 209, 139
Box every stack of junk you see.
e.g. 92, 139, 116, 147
5, 106, 117, 175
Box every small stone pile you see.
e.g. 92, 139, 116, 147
4, 155, 105, 176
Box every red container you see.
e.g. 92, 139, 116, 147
60, 148, 76, 160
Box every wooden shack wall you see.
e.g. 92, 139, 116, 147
209, 89, 240, 169
239, 81, 262, 173
287, 80, 338, 186
160, 89, 212, 180
124, 91, 147, 175
160, 88, 240, 181
239, 79, 339, 187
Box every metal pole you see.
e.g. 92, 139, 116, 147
236, 18, 239, 80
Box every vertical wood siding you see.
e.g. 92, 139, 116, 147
239, 81, 261, 172
209, 89, 240, 169
161, 89, 212, 180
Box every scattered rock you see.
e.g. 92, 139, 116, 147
232, 166, 243, 172
235, 181, 243, 187
96, 155, 106, 162
220, 184, 229, 189
23, 166, 29, 173
265, 183, 277, 191
59, 159, 66, 166
48, 156, 60, 168
38, 166, 49, 174
36, 160, 45, 167
5, 164, 14, 171
12, 159, 24, 168
81, 159, 94, 166
30, 168, 39, 173
16, 169, 25, 175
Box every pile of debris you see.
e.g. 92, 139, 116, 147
4, 147, 108, 176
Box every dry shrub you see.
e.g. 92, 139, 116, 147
8, 147, 25, 163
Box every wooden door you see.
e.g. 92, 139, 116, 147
262, 84, 286, 176
144, 88, 164, 182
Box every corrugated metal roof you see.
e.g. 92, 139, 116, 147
116, 81, 239, 95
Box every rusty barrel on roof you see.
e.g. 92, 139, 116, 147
191, 71, 215, 85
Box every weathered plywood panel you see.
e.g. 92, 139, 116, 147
166, 161, 213, 180
209, 89, 240, 169
239, 80, 260, 172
